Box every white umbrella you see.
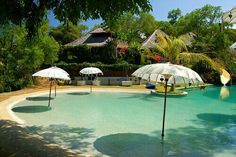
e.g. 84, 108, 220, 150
133, 63, 203, 84
132, 63, 203, 138
32, 66, 70, 107
32, 66, 70, 80
80, 67, 103, 92
80, 67, 103, 75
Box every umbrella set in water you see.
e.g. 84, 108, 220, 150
32, 66, 71, 107
132, 62, 203, 138
32, 66, 104, 106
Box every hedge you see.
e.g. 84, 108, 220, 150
56, 62, 141, 78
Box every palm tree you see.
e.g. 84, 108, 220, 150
155, 33, 187, 63
177, 52, 221, 72
153, 32, 225, 83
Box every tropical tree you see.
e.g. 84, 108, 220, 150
168, 8, 182, 24
177, 52, 222, 83
177, 52, 220, 70
108, 12, 158, 45
165, 5, 236, 77
157, 21, 177, 36
138, 12, 159, 37
0, 22, 59, 92
152, 31, 225, 83
154, 33, 187, 63
50, 22, 88, 45
175, 5, 222, 35
0, 0, 152, 37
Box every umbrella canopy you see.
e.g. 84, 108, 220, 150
220, 68, 231, 86
132, 63, 203, 138
32, 66, 70, 80
132, 63, 203, 84
80, 67, 103, 75
32, 66, 70, 107
80, 67, 103, 92
222, 6, 236, 24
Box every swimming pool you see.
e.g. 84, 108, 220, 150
12, 86, 236, 156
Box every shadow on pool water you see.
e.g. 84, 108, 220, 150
67, 92, 90, 96
26, 124, 95, 152
118, 93, 184, 103
12, 106, 51, 113
26, 96, 54, 101
94, 112, 236, 157
94, 133, 167, 157
197, 113, 236, 124
94, 132, 215, 157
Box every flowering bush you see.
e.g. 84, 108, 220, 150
150, 55, 161, 62
119, 47, 128, 53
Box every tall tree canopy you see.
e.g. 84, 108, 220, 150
0, 22, 59, 92
0, 0, 152, 37
108, 12, 158, 45
175, 5, 222, 35
168, 8, 182, 24
50, 22, 88, 45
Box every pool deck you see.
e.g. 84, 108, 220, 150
0, 85, 149, 157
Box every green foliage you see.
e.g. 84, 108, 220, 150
138, 12, 159, 37
157, 21, 177, 36
217, 50, 236, 74
108, 12, 158, 44
166, 38, 187, 63
0, 23, 59, 92
0, 0, 152, 37
119, 47, 141, 64
177, 52, 219, 69
175, 5, 222, 35
177, 52, 221, 84
168, 8, 182, 24
190, 24, 230, 53
224, 29, 236, 42
50, 22, 88, 45
152, 33, 187, 63
212, 32, 231, 51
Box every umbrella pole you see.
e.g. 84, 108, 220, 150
48, 80, 52, 107
90, 75, 92, 93
54, 80, 57, 97
161, 79, 168, 138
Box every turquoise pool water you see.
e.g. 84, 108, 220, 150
13, 86, 236, 156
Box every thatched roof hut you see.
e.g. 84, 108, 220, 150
141, 29, 168, 49
179, 32, 197, 46
65, 28, 114, 47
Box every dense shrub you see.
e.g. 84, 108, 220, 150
119, 47, 141, 64
191, 61, 221, 84
56, 62, 140, 77
0, 23, 59, 92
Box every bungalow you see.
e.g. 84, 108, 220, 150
65, 27, 114, 47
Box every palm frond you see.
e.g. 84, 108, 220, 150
177, 52, 221, 71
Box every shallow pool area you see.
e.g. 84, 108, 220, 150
12, 86, 236, 157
